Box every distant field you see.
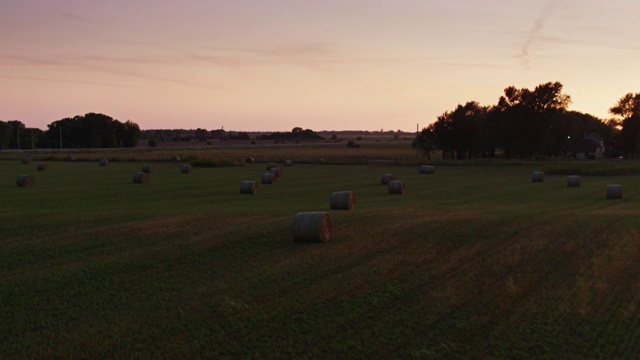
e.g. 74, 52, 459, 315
0, 139, 422, 165
2, 159, 640, 358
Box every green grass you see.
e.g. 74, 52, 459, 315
3, 160, 640, 358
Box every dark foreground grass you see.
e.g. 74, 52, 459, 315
2, 160, 640, 358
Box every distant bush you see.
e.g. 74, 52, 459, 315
543, 161, 640, 176
147, 139, 158, 147
191, 159, 242, 168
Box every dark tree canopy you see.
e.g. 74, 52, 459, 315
44, 113, 141, 148
0, 120, 44, 150
415, 81, 624, 159
610, 93, 640, 157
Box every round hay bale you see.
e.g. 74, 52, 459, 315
133, 172, 150, 184
266, 162, 277, 170
36, 163, 48, 171
330, 191, 356, 210
381, 173, 396, 185
532, 171, 544, 182
419, 165, 435, 174
317, 157, 326, 164
567, 175, 581, 187
284, 159, 293, 167
269, 167, 282, 177
606, 184, 622, 199
99, 159, 109, 166
388, 180, 405, 194
142, 164, 153, 173
240, 180, 257, 194
245, 157, 255, 163
291, 212, 332, 243
261, 172, 276, 184
171, 156, 181, 162
21, 158, 31, 164
180, 164, 192, 173
16, 174, 34, 187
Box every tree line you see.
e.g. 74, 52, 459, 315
142, 127, 324, 144
0, 113, 141, 150
413, 81, 640, 159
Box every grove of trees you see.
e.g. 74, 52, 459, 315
414, 81, 635, 159
0, 113, 141, 149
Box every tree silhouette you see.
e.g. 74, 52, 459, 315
414, 81, 621, 159
45, 113, 141, 148
493, 81, 570, 158
611, 93, 640, 157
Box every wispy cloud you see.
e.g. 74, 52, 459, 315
439, 61, 516, 70
195, 42, 424, 71
517, 0, 562, 70
198, 42, 346, 70
0, 52, 176, 67
60, 12, 83, 21
0, 52, 214, 90
98, 38, 162, 47
508, 29, 640, 54
0, 74, 142, 89
187, 52, 248, 68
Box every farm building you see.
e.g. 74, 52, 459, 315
564, 132, 605, 159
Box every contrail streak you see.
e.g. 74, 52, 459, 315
518, 1, 561, 70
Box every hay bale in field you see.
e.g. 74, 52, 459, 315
171, 156, 181, 162
567, 175, 581, 187
36, 163, 48, 171
246, 157, 255, 163
388, 180, 405, 194
381, 173, 396, 185
330, 191, 356, 210
142, 164, 153, 173
16, 174, 34, 187
240, 180, 257, 194
21, 158, 31, 164
133, 172, 150, 184
419, 165, 435, 174
266, 162, 277, 170
99, 159, 108, 166
261, 172, 276, 184
284, 159, 293, 167
180, 164, 192, 173
270, 167, 282, 177
606, 184, 622, 199
291, 212, 332, 243
532, 171, 544, 182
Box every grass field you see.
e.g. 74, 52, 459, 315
3, 157, 640, 358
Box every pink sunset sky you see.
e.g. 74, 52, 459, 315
1, 0, 639, 131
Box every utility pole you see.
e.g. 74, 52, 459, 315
220, 126, 224, 157
416, 123, 419, 160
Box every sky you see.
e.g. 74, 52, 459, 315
1, 0, 639, 132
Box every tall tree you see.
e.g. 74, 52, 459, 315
493, 81, 570, 158
427, 101, 488, 159
7, 121, 26, 149
412, 125, 435, 160
610, 92, 640, 157
122, 120, 141, 147
0, 121, 12, 149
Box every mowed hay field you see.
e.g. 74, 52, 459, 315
3, 160, 640, 358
